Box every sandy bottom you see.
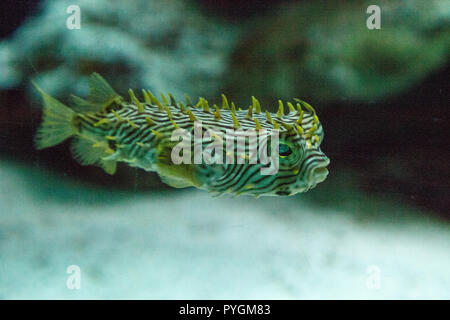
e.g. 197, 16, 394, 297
0, 160, 448, 299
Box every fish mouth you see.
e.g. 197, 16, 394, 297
291, 157, 330, 193
312, 167, 329, 183
308, 158, 330, 187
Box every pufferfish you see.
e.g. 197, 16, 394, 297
34, 73, 329, 197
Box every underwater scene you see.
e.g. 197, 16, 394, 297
0, 0, 449, 299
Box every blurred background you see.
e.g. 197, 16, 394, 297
0, 0, 448, 299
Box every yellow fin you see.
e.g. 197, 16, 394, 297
254, 118, 262, 131
111, 109, 123, 121
179, 102, 187, 113
185, 95, 194, 107
126, 119, 137, 128
187, 109, 197, 121
296, 109, 304, 124
156, 142, 197, 188
164, 106, 174, 119
252, 96, 261, 113
313, 134, 320, 144
71, 73, 122, 112
168, 93, 177, 106
94, 118, 109, 127
142, 89, 151, 103
170, 119, 179, 129
287, 102, 295, 113
32, 82, 77, 150
145, 116, 156, 126
294, 98, 316, 115
88, 73, 121, 105
100, 159, 117, 175
277, 100, 284, 118
128, 89, 144, 113
265, 110, 273, 124
214, 104, 222, 120
147, 90, 163, 110
231, 102, 236, 114
158, 171, 195, 188
231, 113, 240, 129
199, 98, 210, 113
222, 94, 230, 110
246, 105, 253, 119
71, 137, 111, 165
161, 93, 169, 106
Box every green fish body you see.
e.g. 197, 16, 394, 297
34, 73, 329, 196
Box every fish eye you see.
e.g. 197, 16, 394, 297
279, 143, 292, 158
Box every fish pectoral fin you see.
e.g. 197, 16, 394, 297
156, 156, 198, 189
71, 137, 107, 165
71, 137, 117, 174
158, 171, 194, 188
100, 159, 117, 175
154, 139, 198, 188
102, 150, 122, 161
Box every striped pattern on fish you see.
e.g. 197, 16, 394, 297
34, 73, 329, 197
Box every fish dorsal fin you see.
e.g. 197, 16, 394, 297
70, 94, 97, 112
88, 73, 121, 105
71, 73, 122, 112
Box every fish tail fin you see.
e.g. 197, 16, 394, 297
33, 81, 77, 150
